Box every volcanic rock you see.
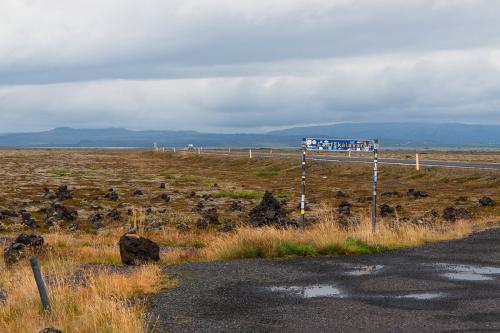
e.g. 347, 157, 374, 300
133, 189, 144, 196
4, 243, 26, 266
43, 188, 57, 200
160, 182, 166, 189
55, 185, 73, 201
443, 207, 473, 222
335, 191, 347, 198
107, 208, 121, 221
192, 200, 205, 213
160, 193, 170, 202
338, 201, 351, 216
478, 196, 495, 207
39, 328, 62, 333
119, 233, 160, 265
87, 212, 104, 228
407, 189, 429, 199
380, 204, 395, 217
176, 222, 190, 232
229, 201, 245, 212
248, 191, 295, 228
0, 210, 18, 218
104, 188, 119, 201
21, 212, 37, 228
42, 203, 78, 222
15, 233, 44, 248
381, 191, 402, 198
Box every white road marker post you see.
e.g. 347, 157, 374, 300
249, 149, 252, 159
416, 153, 420, 171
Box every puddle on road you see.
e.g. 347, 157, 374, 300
345, 265, 384, 276
434, 263, 500, 282
395, 292, 444, 300
268, 285, 345, 298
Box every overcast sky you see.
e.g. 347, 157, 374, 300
1, 0, 500, 133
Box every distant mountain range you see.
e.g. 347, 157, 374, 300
0, 123, 499, 148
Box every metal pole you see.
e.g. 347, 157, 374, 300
29, 256, 51, 312
300, 138, 307, 231
371, 139, 379, 233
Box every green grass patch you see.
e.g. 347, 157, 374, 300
180, 175, 202, 181
48, 167, 72, 176
253, 165, 284, 177
202, 177, 218, 186
277, 241, 318, 257
212, 190, 262, 199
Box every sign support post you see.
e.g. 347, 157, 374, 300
300, 138, 306, 231
371, 139, 379, 233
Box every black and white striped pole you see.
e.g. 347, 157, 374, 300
300, 138, 307, 231
371, 139, 379, 233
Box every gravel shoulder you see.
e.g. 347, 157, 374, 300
149, 229, 500, 333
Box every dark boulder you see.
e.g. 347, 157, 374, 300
21, 212, 37, 228
118, 233, 160, 265
229, 201, 245, 212
192, 200, 205, 213
4, 234, 45, 266
335, 191, 347, 198
248, 191, 295, 228
4, 243, 26, 266
42, 203, 78, 222
160, 193, 170, 202
55, 185, 73, 201
381, 191, 401, 198
39, 328, 62, 333
0, 210, 18, 218
15, 233, 44, 249
407, 189, 429, 199
443, 207, 473, 222
160, 182, 166, 189
133, 189, 144, 196
104, 189, 119, 201
478, 196, 495, 207
107, 208, 121, 221
43, 188, 57, 200
198, 207, 219, 225
380, 204, 395, 218
87, 212, 104, 228
338, 201, 351, 216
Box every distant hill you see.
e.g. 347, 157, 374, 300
0, 123, 499, 148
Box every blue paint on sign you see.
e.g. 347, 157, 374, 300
305, 138, 375, 152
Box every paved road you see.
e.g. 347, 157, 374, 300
150, 228, 500, 333
190, 150, 500, 170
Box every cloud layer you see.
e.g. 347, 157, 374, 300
1, 0, 499, 132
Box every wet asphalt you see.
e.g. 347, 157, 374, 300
149, 228, 500, 333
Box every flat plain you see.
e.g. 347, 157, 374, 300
0, 148, 498, 332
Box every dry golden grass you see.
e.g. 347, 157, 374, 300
0, 255, 163, 332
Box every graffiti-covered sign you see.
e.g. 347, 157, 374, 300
305, 138, 375, 152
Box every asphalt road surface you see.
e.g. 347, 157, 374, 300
191, 150, 500, 171
149, 228, 500, 333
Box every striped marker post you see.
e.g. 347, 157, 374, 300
371, 139, 379, 233
300, 138, 307, 231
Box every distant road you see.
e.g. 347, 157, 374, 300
188, 149, 500, 171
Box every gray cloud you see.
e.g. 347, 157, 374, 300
0, 0, 499, 132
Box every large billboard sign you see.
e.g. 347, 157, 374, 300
305, 138, 375, 152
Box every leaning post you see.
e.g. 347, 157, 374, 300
29, 256, 51, 312
300, 138, 307, 231
371, 139, 379, 233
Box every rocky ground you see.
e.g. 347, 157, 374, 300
0, 149, 498, 235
